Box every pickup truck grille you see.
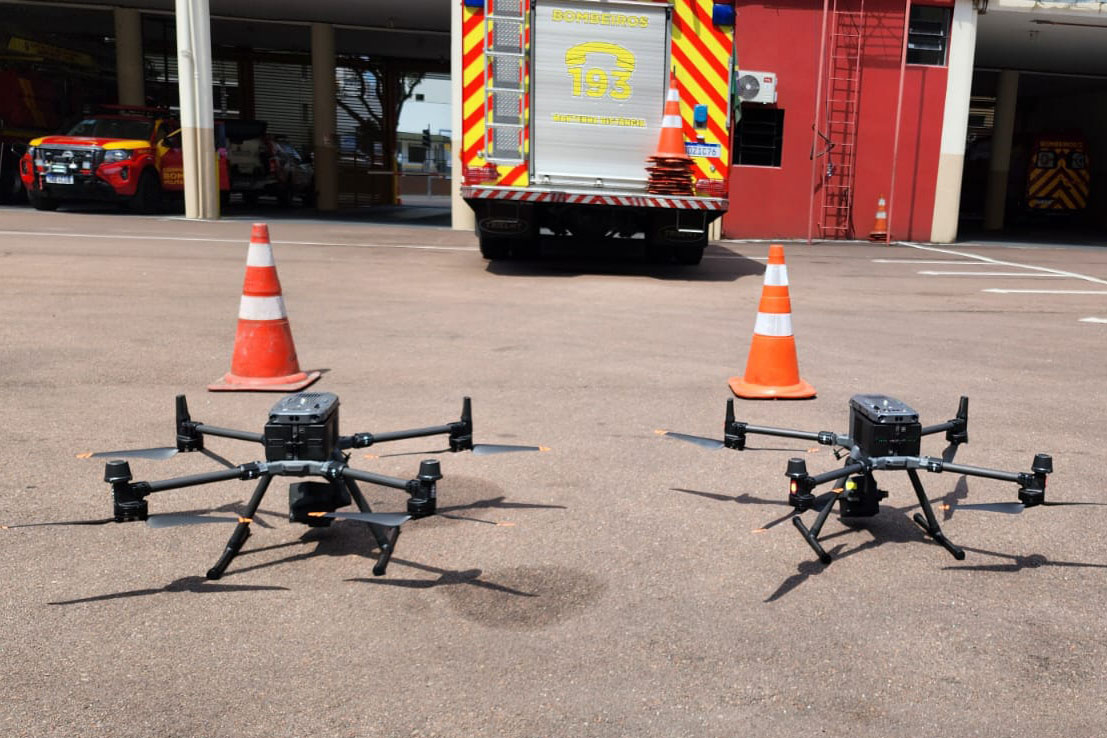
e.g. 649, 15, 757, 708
36, 145, 104, 172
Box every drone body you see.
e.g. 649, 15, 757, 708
96, 392, 540, 579
665, 394, 1054, 565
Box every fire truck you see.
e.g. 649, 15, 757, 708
1025, 133, 1090, 214
20, 105, 230, 213
460, 0, 736, 264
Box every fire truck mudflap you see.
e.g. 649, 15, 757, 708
461, 0, 734, 264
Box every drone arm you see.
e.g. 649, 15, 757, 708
743, 423, 848, 446
725, 398, 848, 450
340, 459, 443, 518
920, 396, 969, 442
140, 462, 266, 494
339, 466, 415, 491
339, 424, 454, 450
192, 424, 265, 446
785, 458, 866, 511
873, 452, 1052, 506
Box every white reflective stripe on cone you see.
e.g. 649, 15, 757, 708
246, 243, 276, 267
238, 295, 287, 321
754, 311, 794, 337
667, 88, 680, 102
662, 115, 682, 128
764, 264, 789, 286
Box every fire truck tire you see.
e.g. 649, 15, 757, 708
674, 243, 705, 266
28, 191, 58, 211
129, 169, 162, 214
479, 235, 512, 260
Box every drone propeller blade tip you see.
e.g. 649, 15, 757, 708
75, 452, 93, 459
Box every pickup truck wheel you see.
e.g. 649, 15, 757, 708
129, 169, 161, 214
28, 191, 58, 211
479, 235, 512, 260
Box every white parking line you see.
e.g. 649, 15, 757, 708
917, 271, 1069, 277
0, 229, 477, 252
984, 289, 1107, 295
903, 242, 1107, 286
1080, 317, 1107, 324
872, 259, 982, 264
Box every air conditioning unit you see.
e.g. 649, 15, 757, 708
735, 70, 778, 105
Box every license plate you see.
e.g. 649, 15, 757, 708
45, 174, 74, 185
684, 142, 722, 158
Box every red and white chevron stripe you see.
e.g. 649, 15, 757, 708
461, 186, 727, 211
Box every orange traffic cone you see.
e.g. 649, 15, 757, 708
208, 223, 320, 392
728, 244, 816, 399
646, 71, 694, 196
868, 194, 888, 242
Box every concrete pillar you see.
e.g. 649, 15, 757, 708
175, 0, 219, 219
114, 8, 145, 106
311, 23, 338, 212
929, 0, 978, 243
983, 70, 1019, 231
451, 0, 474, 230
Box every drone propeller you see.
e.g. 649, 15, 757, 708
147, 514, 246, 528
78, 446, 179, 461
655, 430, 725, 450
472, 443, 549, 456
322, 512, 411, 527
2, 517, 116, 530
941, 500, 1107, 515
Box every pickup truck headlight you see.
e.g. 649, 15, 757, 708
104, 149, 132, 162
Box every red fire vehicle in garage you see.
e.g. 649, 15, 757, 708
19, 105, 229, 213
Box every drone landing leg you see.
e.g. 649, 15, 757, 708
342, 478, 401, 576
792, 493, 838, 565
906, 469, 965, 561
207, 473, 274, 580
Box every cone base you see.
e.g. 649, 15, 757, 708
728, 375, 816, 400
208, 370, 321, 392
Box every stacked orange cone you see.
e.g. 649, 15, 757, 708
646, 72, 694, 196
728, 244, 816, 399
208, 223, 320, 392
868, 194, 888, 242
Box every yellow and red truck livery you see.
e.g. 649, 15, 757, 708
20, 106, 229, 213
1025, 133, 1090, 213
460, 0, 736, 264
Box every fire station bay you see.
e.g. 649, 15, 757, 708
2, 0, 1105, 245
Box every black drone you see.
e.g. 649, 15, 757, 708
84, 392, 541, 579
661, 394, 1061, 564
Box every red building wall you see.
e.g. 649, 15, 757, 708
723, 0, 952, 242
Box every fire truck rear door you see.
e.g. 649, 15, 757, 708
532, 0, 671, 192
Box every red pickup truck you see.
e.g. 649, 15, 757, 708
20, 105, 229, 213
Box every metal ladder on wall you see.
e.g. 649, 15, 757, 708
483, 0, 526, 165
816, 1, 865, 239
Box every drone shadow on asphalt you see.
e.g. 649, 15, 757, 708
485, 241, 763, 283
672, 479, 1107, 604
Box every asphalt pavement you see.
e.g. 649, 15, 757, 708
1, 205, 1106, 738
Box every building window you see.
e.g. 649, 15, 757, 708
735, 106, 784, 167
907, 5, 952, 66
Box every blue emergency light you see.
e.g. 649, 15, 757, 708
712, 2, 736, 26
